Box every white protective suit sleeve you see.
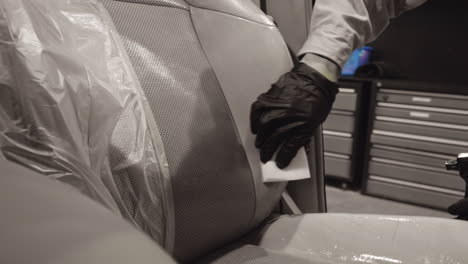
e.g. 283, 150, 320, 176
300, 0, 427, 80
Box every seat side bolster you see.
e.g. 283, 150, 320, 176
190, 6, 292, 226
186, 0, 275, 26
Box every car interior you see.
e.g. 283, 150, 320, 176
0, 0, 467, 263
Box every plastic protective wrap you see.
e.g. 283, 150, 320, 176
0, 0, 173, 250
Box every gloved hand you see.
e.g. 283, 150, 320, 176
448, 198, 468, 220
250, 63, 339, 169
445, 155, 468, 220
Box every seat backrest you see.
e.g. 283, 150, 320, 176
0, 0, 171, 251
0, 0, 299, 262
98, 0, 294, 261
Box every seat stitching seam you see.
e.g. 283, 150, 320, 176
114, 0, 189, 10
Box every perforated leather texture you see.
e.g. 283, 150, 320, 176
99, 0, 257, 261
190, 6, 291, 227
116, 0, 188, 9
109, 110, 166, 244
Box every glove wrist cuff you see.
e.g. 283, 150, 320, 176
301, 53, 340, 82
294, 63, 339, 101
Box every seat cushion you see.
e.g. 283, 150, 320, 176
197, 245, 321, 264
200, 213, 468, 263
253, 213, 468, 263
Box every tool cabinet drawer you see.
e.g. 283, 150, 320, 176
325, 156, 351, 180
375, 106, 468, 126
334, 91, 357, 112
366, 179, 462, 210
324, 135, 353, 155
370, 146, 453, 170
323, 113, 355, 133
377, 90, 468, 110
371, 134, 467, 156
374, 120, 468, 142
368, 161, 465, 191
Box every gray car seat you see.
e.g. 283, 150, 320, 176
98, 0, 468, 263
1, 0, 468, 263
95, 0, 314, 261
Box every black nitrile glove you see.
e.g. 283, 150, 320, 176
250, 63, 339, 169
448, 198, 468, 220
446, 155, 468, 220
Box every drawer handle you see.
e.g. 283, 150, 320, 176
409, 111, 430, 118
412, 96, 432, 103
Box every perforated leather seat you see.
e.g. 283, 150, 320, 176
1, 0, 468, 263
97, 0, 292, 261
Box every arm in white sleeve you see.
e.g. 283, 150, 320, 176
300, 0, 427, 80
